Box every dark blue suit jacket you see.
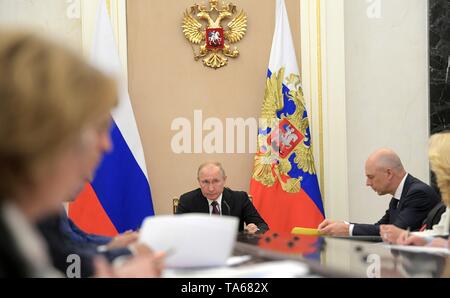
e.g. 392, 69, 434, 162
352, 175, 441, 236
37, 210, 131, 277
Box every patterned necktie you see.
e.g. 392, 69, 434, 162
211, 201, 220, 215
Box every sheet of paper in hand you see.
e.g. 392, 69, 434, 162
139, 213, 238, 268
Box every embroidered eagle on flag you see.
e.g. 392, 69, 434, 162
252, 67, 317, 193
182, 0, 247, 69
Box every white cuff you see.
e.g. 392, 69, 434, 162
97, 245, 108, 253
343, 221, 353, 236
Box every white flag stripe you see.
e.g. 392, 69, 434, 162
91, 0, 149, 179
268, 0, 300, 77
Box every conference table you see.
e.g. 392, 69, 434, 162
233, 231, 450, 278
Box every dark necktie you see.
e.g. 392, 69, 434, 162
391, 198, 399, 209
211, 201, 220, 215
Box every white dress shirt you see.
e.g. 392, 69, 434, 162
207, 193, 223, 215
348, 173, 408, 236
393, 173, 408, 201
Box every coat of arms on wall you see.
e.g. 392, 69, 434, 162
182, 0, 247, 69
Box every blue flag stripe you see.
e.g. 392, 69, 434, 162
91, 120, 154, 233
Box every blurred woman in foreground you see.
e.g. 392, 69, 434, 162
0, 30, 161, 277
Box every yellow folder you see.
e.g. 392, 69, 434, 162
291, 227, 323, 236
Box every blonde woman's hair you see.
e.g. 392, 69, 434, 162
0, 31, 117, 198
429, 132, 450, 207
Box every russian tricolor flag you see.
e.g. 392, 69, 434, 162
69, 0, 154, 236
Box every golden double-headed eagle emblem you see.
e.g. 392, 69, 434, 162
252, 68, 317, 193
182, 0, 247, 69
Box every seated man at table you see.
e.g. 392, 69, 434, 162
176, 162, 269, 234
318, 148, 441, 237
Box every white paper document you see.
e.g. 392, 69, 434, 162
226, 255, 252, 267
384, 244, 450, 256
162, 260, 310, 278
139, 213, 239, 268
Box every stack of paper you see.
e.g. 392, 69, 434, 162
139, 213, 238, 268
384, 244, 450, 256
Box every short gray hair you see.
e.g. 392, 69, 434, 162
373, 148, 404, 171
197, 161, 226, 179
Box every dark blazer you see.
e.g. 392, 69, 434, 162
176, 187, 269, 233
37, 214, 96, 277
37, 210, 131, 277
421, 201, 446, 231
352, 175, 441, 236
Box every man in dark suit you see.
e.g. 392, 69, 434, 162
35, 171, 147, 277
318, 148, 441, 237
37, 209, 137, 277
176, 162, 269, 234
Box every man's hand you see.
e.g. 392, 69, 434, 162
318, 219, 349, 236
318, 219, 334, 230
397, 233, 448, 248
93, 257, 114, 278
94, 251, 165, 278
106, 230, 139, 250
380, 225, 404, 243
130, 242, 154, 256
429, 237, 449, 248
114, 251, 165, 278
397, 233, 429, 246
244, 223, 259, 234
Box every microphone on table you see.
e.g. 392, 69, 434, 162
223, 200, 231, 216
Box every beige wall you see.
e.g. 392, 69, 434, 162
344, 0, 429, 223
0, 0, 82, 51
127, 0, 301, 214
301, 0, 429, 224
